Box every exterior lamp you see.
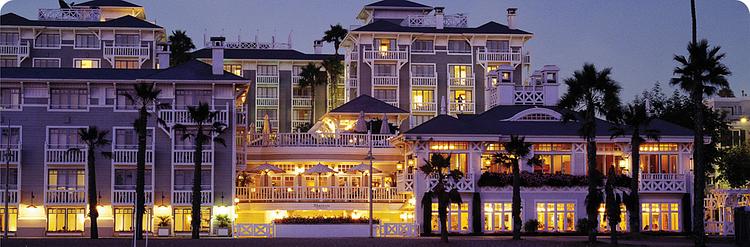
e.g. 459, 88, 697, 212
27, 192, 36, 208
741, 117, 748, 123
396, 161, 403, 170
158, 192, 167, 208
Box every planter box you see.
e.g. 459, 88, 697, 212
217, 227, 230, 236
275, 224, 372, 238
157, 227, 170, 237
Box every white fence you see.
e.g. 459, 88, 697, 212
112, 149, 154, 165
46, 189, 86, 204
373, 76, 399, 86
411, 77, 437, 87
428, 173, 475, 192
375, 223, 419, 237
232, 223, 418, 238
45, 146, 87, 164
159, 109, 229, 126
477, 50, 522, 63
639, 173, 687, 193
234, 223, 275, 238
236, 186, 406, 203
104, 45, 150, 57
247, 133, 394, 148
256, 76, 280, 85
112, 190, 153, 205
0, 42, 29, 57
172, 190, 213, 205
0, 190, 18, 204
38, 8, 100, 21
0, 148, 20, 164
172, 150, 213, 165
363, 50, 408, 61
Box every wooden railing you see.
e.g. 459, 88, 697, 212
428, 173, 475, 192
172, 190, 213, 205
410, 76, 437, 87
256, 98, 279, 106
291, 76, 301, 85
256, 76, 279, 85
348, 78, 358, 88
112, 190, 153, 205
396, 172, 415, 193
292, 98, 312, 107
255, 120, 279, 130
172, 150, 213, 165
363, 50, 408, 61
375, 223, 419, 237
38, 8, 100, 21
46, 189, 86, 204
234, 223, 275, 238
639, 173, 687, 193
45, 145, 87, 164
103, 44, 150, 57
0, 148, 21, 164
247, 133, 395, 148
236, 186, 406, 203
159, 107, 229, 126
112, 149, 154, 165
477, 50, 522, 63
0, 190, 18, 204
449, 102, 475, 113
448, 77, 475, 87
411, 102, 436, 113
348, 51, 359, 61
0, 42, 29, 57
373, 76, 399, 86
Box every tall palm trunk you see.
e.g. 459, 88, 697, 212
692, 91, 706, 246
87, 148, 99, 239
586, 107, 599, 243
191, 125, 204, 239
512, 159, 521, 240
690, 0, 697, 43
310, 85, 316, 125
438, 195, 449, 242
134, 108, 148, 239
630, 134, 641, 234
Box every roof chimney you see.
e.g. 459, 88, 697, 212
434, 7, 445, 30
313, 40, 323, 54
506, 8, 517, 30
210, 36, 225, 75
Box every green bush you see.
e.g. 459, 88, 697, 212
156, 215, 171, 227
523, 219, 539, 233
576, 218, 591, 234
215, 214, 232, 228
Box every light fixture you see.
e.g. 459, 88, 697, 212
741, 117, 748, 123
27, 192, 37, 208
158, 192, 166, 208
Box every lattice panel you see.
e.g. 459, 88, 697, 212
234, 224, 274, 238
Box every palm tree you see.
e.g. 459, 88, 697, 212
321, 58, 344, 109
75, 127, 111, 239
492, 135, 541, 240
169, 30, 196, 66
604, 167, 623, 245
322, 24, 348, 55
121, 83, 169, 239
558, 63, 623, 243
610, 101, 660, 234
297, 63, 326, 124
419, 153, 463, 242
174, 102, 227, 239
690, 0, 697, 44
671, 40, 731, 246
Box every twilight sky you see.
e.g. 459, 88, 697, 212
2, 0, 749, 101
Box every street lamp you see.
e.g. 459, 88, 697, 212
366, 123, 375, 238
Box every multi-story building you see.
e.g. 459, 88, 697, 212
708, 94, 749, 147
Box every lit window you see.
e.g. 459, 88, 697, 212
114, 208, 152, 232
74, 59, 100, 69
174, 207, 211, 232
429, 141, 468, 151
484, 202, 513, 232
224, 64, 242, 76
598, 204, 627, 232
534, 154, 571, 175
114, 59, 139, 69
641, 203, 680, 232
47, 208, 85, 232
431, 203, 469, 233
536, 202, 576, 232
0, 208, 18, 232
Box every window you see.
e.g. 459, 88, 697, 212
374, 64, 396, 77
598, 204, 627, 232
114, 169, 152, 190
0, 58, 17, 67
642, 203, 680, 231
450, 90, 472, 103
50, 87, 88, 110
486, 40, 510, 52
35, 33, 60, 48
639, 143, 678, 152
256, 87, 278, 98
47, 169, 85, 190
257, 65, 278, 76
174, 128, 212, 151
640, 154, 678, 173
173, 170, 211, 190
412, 115, 432, 127
411, 64, 435, 77
534, 154, 571, 174
375, 39, 396, 51
429, 141, 468, 150
484, 202, 513, 232
449, 65, 472, 79
721, 129, 747, 147
292, 65, 303, 77
536, 202, 576, 232
0, 168, 18, 190
482, 154, 513, 174
115, 34, 140, 47
533, 143, 572, 152
174, 207, 211, 232
373, 88, 397, 103
47, 208, 85, 232
0, 32, 19, 45
431, 203, 469, 233
115, 89, 139, 110
0, 208, 17, 232
257, 109, 278, 121
175, 89, 212, 109
114, 128, 153, 149
48, 128, 84, 149
114, 59, 138, 69
0, 88, 21, 109
74, 59, 100, 68
595, 154, 625, 175
293, 85, 311, 98
292, 109, 311, 121
74, 34, 99, 48
224, 64, 242, 76
0, 127, 20, 148
412, 40, 434, 53
447, 40, 471, 53
33, 59, 60, 68
412, 90, 434, 104
114, 208, 152, 232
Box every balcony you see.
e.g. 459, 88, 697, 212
247, 132, 395, 148
255, 120, 279, 130
46, 189, 86, 205
0, 190, 18, 204
112, 148, 154, 165
363, 50, 408, 62
256, 98, 279, 107
291, 120, 309, 131
103, 44, 150, 58
112, 190, 153, 205
411, 102, 437, 113
348, 78, 358, 88
172, 190, 213, 205
476, 49, 522, 64
0, 146, 21, 164
159, 108, 229, 126
449, 102, 475, 113
639, 173, 688, 193
235, 186, 406, 203
410, 76, 437, 87
256, 75, 279, 85
384, 101, 399, 108
373, 76, 399, 87
449, 77, 475, 87
38, 8, 100, 21
292, 98, 312, 107
401, 14, 468, 28
45, 145, 87, 164
348, 50, 359, 61
428, 173, 475, 192
292, 76, 301, 85
172, 149, 213, 165
0, 41, 29, 58
396, 172, 414, 193
514, 86, 545, 105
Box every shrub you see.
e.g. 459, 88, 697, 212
523, 219, 539, 233
215, 214, 231, 228
273, 216, 380, 224
156, 215, 171, 228
576, 218, 591, 234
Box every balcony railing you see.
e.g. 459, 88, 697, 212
256, 98, 280, 107
172, 190, 213, 205
449, 77, 475, 87
411, 102, 437, 113
639, 173, 687, 193
172, 150, 213, 165
396, 172, 414, 193
348, 78, 359, 88
292, 98, 312, 107
385, 101, 400, 108
292, 76, 301, 85
159, 108, 229, 126
0, 190, 18, 204
449, 102, 475, 113
348, 50, 359, 61
236, 186, 406, 203
0, 148, 21, 164
0, 41, 29, 57
428, 173, 475, 192
410, 76, 437, 87
112, 190, 153, 205
103, 44, 150, 57
112, 149, 154, 165
256, 75, 279, 85
291, 120, 309, 131
373, 76, 399, 86
45, 145, 87, 164
514, 87, 545, 105
255, 120, 279, 130
363, 50, 408, 61
46, 189, 86, 205
247, 132, 395, 148
401, 14, 468, 28
38, 8, 101, 21
476, 49, 522, 64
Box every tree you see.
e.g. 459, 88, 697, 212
610, 101, 660, 234
174, 102, 227, 239
419, 153, 463, 242
297, 63, 326, 124
121, 83, 169, 239
558, 63, 623, 243
492, 135, 541, 240
716, 146, 750, 188
322, 24, 348, 55
690, 0, 697, 44
321, 58, 344, 109
604, 167, 623, 245
169, 30, 196, 66
74, 127, 111, 239
671, 40, 731, 246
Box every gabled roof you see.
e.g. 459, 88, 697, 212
145, 60, 246, 81
73, 0, 141, 7
191, 48, 340, 61
0, 13, 161, 29
365, 0, 432, 9
330, 95, 408, 114
406, 114, 474, 135
353, 20, 532, 35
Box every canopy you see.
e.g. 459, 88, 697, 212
379, 113, 390, 134
354, 111, 368, 133
248, 163, 285, 173
304, 163, 336, 174
346, 163, 381, 174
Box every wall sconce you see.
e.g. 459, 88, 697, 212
158, 192, 166, 208
27, 192, 36, 208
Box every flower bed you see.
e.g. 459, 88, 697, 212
477, 171, 631, 188
273, 216, 380, 225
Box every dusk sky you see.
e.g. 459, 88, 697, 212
2, 0, 749, 100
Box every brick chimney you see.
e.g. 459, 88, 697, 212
507, 8, 517, 30
434, 7, 445, 29
210, 36, 225, 75
313, 40, 323, 54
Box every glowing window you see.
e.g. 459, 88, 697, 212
173, 207, 211, 232
641, 203, 680, 232
114, 208, 152, 232
74, 59, 100, 69
47, 208, 85, 232
484, 202, 514, 232
536, 202, 576, 232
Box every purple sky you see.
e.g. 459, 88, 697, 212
3, 0, 749, 100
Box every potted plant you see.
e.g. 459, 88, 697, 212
215, 214, 232, 236
156, 215, 171, 237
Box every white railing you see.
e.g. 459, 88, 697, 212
256, 98, 279, 106
375, 223, 419, 237
236, 186, 406, 203
477, 50, 522, 64
0, 42, 29, 57
247, 132, 395, 148
45, 145, 87, 164
411, 102, 436, 113
292, 98, 312, 107
291, 76, 301, 85
38, 8, 100, 21
363, 50, 408, 61
349, 51, 359, 61
172, 190, 213, 205
112, 190, 153, 205
373, 76, 399, 86
449, 102, 474, 113
46, 189, 86, 205
210, 41, 291, 50
159, 108, 229, 126
385, 101, 399, 108
428, 173, 475, 192
112, 149, 154, 165
396, 171, 414, 193
514, 88, 544, 105
639, 173, 687, 193
236, 110, 248, 126
0, 190, 18, 204
255, 120, 279, 131
172, 150, 213, 165
410, 77, 437, 87
234, 223, 275, 238
0, 148, 21, 164
103, 44, 150, 57
291, 120, 309, 131
256, 76, 279, 85
348, 78, 359, 88
401, 14, 468, 28
449, 77, 475, 87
